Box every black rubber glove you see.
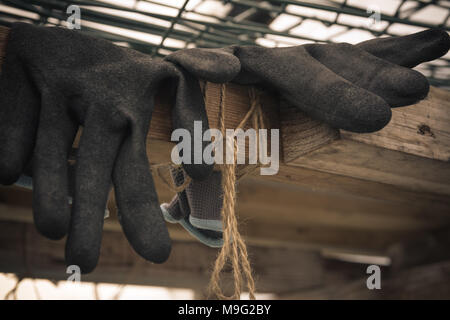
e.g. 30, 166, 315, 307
166, 29, 450, 133
0, 23, 237, 272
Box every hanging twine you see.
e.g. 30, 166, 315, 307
208, 84, 265, 300
153, 81, 265, 299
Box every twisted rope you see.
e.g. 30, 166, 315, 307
154, 81, 264, 300
208, 84, 264, 300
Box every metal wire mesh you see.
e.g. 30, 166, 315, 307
0, 0, 449, 87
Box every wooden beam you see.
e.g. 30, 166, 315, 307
2, 178, 449, 255
387, 227, 450, 271
0, 220, 324, 294
342, 87, 450, 162
279, 260, 450, 299
290, 138, 450, 196
279, 102, 339, 162
3, 219, 450, 298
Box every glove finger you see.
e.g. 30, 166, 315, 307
32, 93, 78, 240
166, 47, 240, 83
304, 43, 429, 107
235, 46, 391, 132
173, 68, 214, 180
357, 29, 450, 68
113, 132, 171, 264
0, 47, 40, 185
65, 112, 125, 274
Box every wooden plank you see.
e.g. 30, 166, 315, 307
236, 178, 450, 232
150, 168, 450, 251
262, 164, 450, 206
280, 102, 339, 162
342, 87, 450, 162
0, 198, 421, 255
290, 139, 450, 196
152, 160, 450, 238
0, 199, 426, 255
387, 227, 450, 271
3, 218, 450, 298
153, 169, 450, 234
2, 175, 449, 254
279, 260, 450, 299
0, 220, 324, 294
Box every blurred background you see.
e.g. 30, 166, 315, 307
0, 0, 449, 300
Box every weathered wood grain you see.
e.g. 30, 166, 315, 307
280, 101, 339, 162
342, 86, 450, 162
291, 139, 450, 196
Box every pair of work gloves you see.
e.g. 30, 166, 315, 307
0, 22, 448, 273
